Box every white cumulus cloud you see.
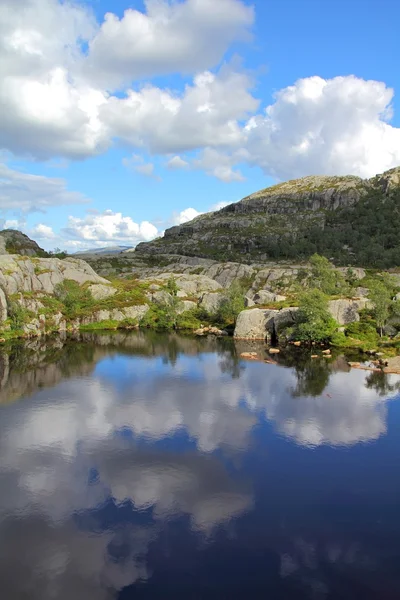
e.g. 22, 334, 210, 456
31, 223, 56, 239
63, 210, 159, 244
101, 66, 258, 154
243, 75, 400, 179
83, 0, 254, 89
0, 0, 109, 160
1, 1, 400, 184
173, 207, 202, 225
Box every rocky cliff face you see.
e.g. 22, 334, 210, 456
136, 167, 400, 264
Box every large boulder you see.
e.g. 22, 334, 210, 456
234, 308, 275, 340
199, 292, 225, 314
328, 298, 369, 325
234, 306, 300, 341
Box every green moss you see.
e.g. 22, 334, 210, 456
79, 320, 120, 331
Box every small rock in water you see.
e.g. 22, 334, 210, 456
240, 352, 258, 359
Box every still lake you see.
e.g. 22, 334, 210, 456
0, 331, 400, 599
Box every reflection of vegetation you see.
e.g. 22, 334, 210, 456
365, 371, 400, 396
291, 359, 331, 397
218, 351, 244, 379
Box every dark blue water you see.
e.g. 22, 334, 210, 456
0, 331, 400, 599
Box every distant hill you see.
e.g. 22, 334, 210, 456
136, 167, 400, 268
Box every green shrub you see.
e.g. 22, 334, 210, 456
176, 310, 202, 330
54, 280, 94, 318
216, 281, 245, 325
330, 331, 348, 346
309, 254, 349, 295
164, 276, 179, 296
7, 299, 33, 331
294, 289, 338, 342
345, 321, 379, 343
140, 304, 175, 330
117, 318, 138, 329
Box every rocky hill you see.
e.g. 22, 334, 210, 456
0, 229, 46, 256
136, 167, 400, 268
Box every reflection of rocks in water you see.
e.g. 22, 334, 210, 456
0, 336, 97, 405
78, 330, 232, 359
0, 332, 399, 451
0, 332, 236, 406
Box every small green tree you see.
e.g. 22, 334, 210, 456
294, 289, 338, 342
217, 281, 245, 325
165, 276, 178, 297
369, 281, 392, 337
309, 253, 347, 295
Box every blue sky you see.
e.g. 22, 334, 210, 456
1, 0, 400, 251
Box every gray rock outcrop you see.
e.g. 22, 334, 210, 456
233, 307, 298, 341
199, 292, 225, 314
0, 255, 107, 296
253, 290, 287, 304
234, 308, 273, 340
327, 298, 369, 325
142, 273, 222, 298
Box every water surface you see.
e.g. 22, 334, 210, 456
0, 332, 400, 599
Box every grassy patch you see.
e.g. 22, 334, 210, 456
79, 320, 120, 331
